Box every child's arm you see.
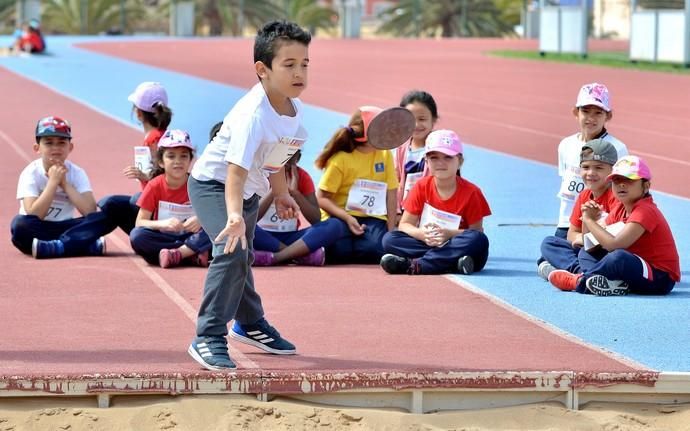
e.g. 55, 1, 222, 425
286, 165, 320, 225
398, 212, 425, 241
566, 224, 584, 247
257, 191, 274, 219
317, 189, 365, 235
135, 208, 183, 232
23, 164, 65, 219
217, 163, 250, 254
386, 189, 397, 231
60, 178, 97, 216
581, 202, 644, 251
269, 167, 300, 220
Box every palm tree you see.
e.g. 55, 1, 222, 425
377, 0, 516, 38
278, 0, 338, 35
194, 0, 282, 36
41, 0, 146, 34
0, 0, 15, 32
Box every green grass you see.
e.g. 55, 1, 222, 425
490, 50, 690, 74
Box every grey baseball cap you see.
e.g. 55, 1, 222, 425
580, 139, 618, 166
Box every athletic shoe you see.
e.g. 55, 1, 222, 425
230, 318, 296, 355
188, 337, 236, 370
31, 238, 65, 259
537, 261, 556, 281
159, 248, 183, 268
380, 253, 412, 274
252, 250, 275, 267
585, 275, 629, 296
548, 269, 582, 291
457, 255, 475, 275
294, 247, 325, 266
88, 237, 106, 256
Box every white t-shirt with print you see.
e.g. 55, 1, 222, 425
191, 83, 308, 199
556, 132, 627, 228
16, 159, 92, 221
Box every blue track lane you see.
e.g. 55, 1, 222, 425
2, 36, 688, 371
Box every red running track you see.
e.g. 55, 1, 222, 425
0, 65, 641, 378
79, 38, 690, 198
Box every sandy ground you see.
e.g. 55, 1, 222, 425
0, 396, 688, 431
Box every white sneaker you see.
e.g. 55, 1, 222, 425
585, 275, 629, 296
537, 261, 556, 281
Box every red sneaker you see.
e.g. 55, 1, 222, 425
548, 270, 582, 291
159, 248, 183, 268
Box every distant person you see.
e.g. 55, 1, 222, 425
394, 90, 439, 210
380, 130, 491, 275
129, 130, 211, 268
99, 82, 172, 234
315, 106, 399, 264
538, 139, 620, 280
11, 116, 114, 258
12, 19, 45, 54
548, 156, 680, 296
186, 20, 311, 370
252, 150, 326, 266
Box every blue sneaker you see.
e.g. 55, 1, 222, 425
88, 237, 106, 256
31, 238, 65, 259
230, 318, 296, 355
188, 337, 236, 371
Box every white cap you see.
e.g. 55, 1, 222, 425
576, 83, 611, 112
127, 82, 168, 113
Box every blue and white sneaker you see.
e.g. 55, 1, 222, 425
32, 238, 65, 259
88, 237, 106, 256
188, 336, 236, 370
230, 318, 296, 355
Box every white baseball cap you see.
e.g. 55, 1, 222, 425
576, 83, 611, 112
128, 82, 168, 113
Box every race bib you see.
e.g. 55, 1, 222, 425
134, 146, 153, 176
346, 179, 388, 216
419, 203, 462, 230
46, 194, 73, 221
403, 172, 423, 200
262, 137, 306, 174
558, 168, 585, 201
258, 203, 299, 232
158, 201, 195, 222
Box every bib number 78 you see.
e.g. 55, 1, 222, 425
360, 195, 376, 207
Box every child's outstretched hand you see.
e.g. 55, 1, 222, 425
216, 213, 247, 254
274, 193, 300, 220
346, 215, 366, 236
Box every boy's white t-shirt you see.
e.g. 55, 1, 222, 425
556, 131, 627, 228
16, 159, 92, 221
192, 83, 308, 199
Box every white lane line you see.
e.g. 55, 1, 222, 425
443, 275, 651, 371
107, 234, 260, 370
0, 129, 32, 163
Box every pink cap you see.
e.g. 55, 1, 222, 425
128, 82, 168, 113
158, 129, 193, 150
606, 155, 652, 182
425, 129, 463, 156
354, 105, 383, 143
576, 82, 611, 112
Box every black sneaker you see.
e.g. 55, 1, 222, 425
457, 255, 475, 275
380, 253, 412, 274
585, 275, 629, 296
230, 318, 296, 355
188, 336, 236, 370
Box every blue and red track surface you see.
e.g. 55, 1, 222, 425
0, 37, 688, 391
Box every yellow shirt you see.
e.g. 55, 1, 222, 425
318, 148, 399, 221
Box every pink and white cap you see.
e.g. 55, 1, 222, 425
576, 82, 611, 112
128, 82, 168, 113
158, 129, 193, 150
606, 155, 652, 182
425, 129, 463, 156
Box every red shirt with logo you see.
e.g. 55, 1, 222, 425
404, 176, 491, 229
569, 186, 620, 229
605, 196, 680, 282
136, 174, 190, 221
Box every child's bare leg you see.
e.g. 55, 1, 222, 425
273, 239, 310, 263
